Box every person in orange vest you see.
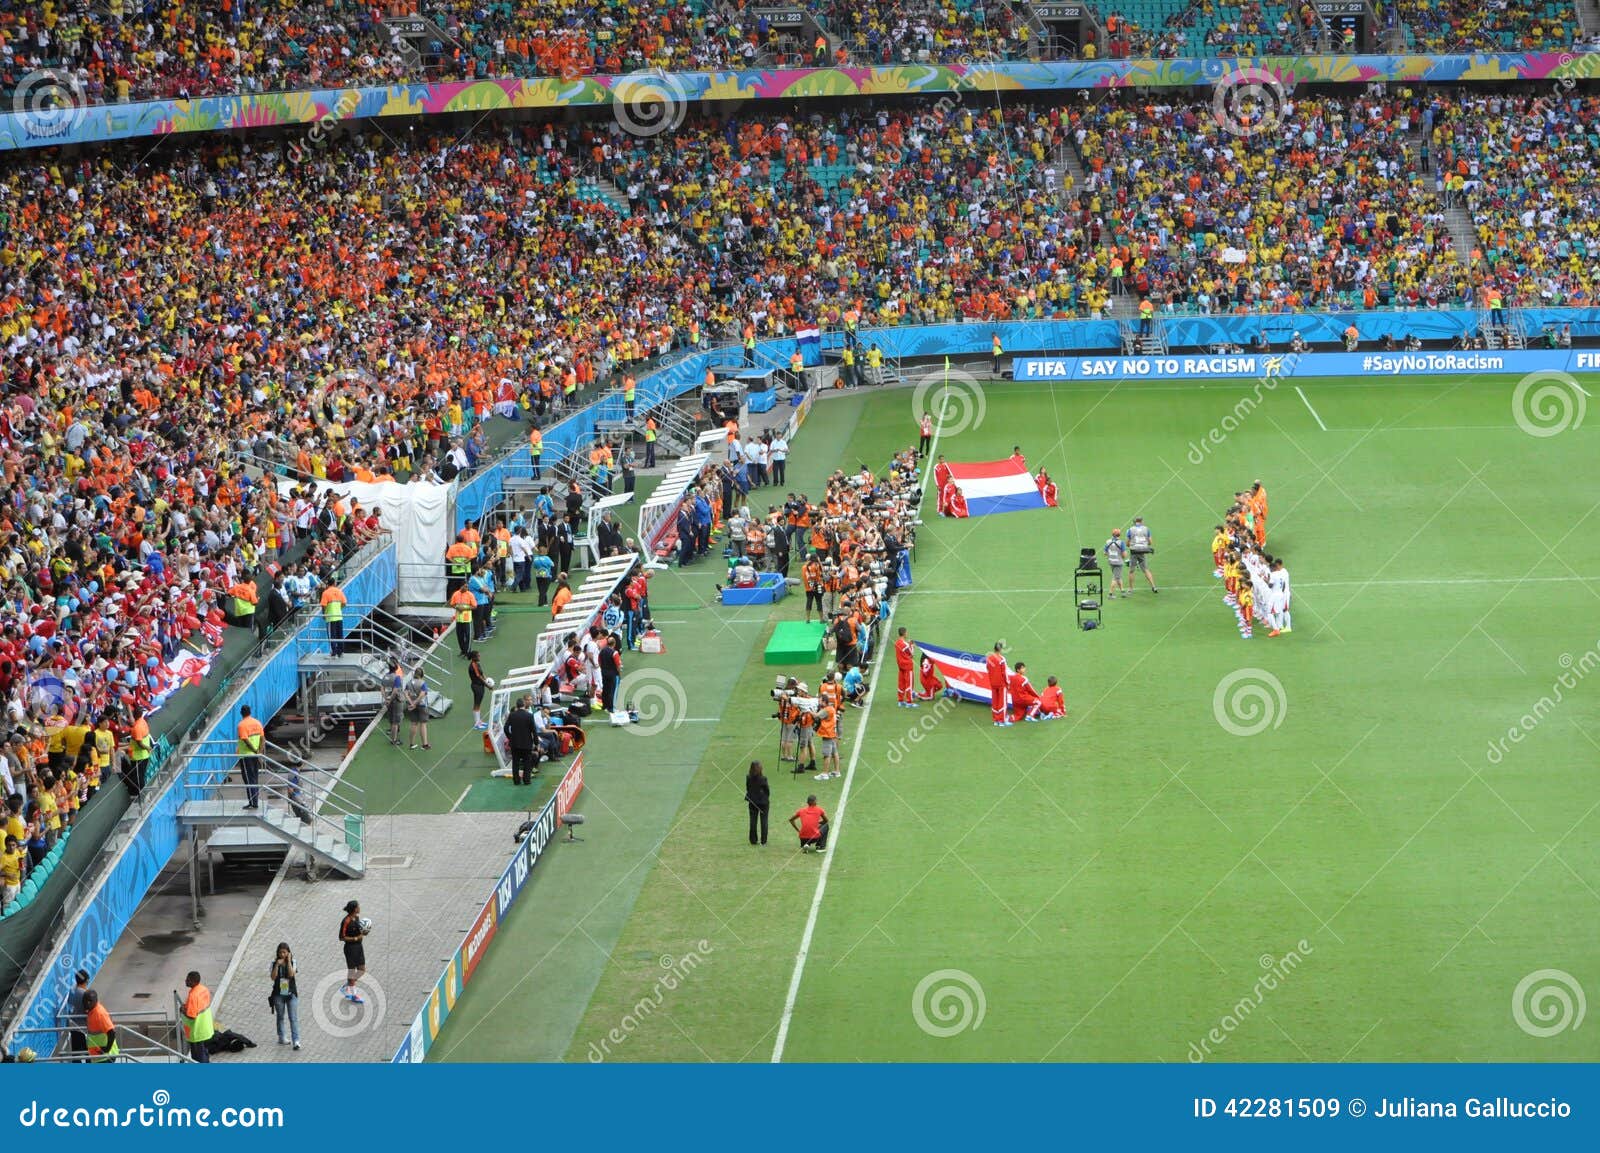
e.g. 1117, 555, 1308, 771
82, 989, 118, 1062
236, 704, 265, 809
320, 582, 348, 657
743, 323, 756, 366
125, 708, 151, 803
181, 971, 215, 1063
1138, 297, 1155, 336
643, 416, 658, 468
991, 331, 1003, 375
1485, 283, 1505, 326
449, 585, 477, 657
228, 577, 258, 631
445, 532, 477, 598
622, 373, 637, 419
813, 33, 827, 64
528, 425, 543, 479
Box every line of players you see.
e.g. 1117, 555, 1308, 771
1209, 482, 1292, 639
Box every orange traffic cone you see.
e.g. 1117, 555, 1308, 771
346, 719, 356, 754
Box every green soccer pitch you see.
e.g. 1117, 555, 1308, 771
433, 372, 1600, 1063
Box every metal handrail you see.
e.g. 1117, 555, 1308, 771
11, 1023, 194, 1063
182, 741, 366, 840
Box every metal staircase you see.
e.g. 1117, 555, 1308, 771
1480, 308, 1526, 350
1119, 318, 1168, 356
178, 741, 367, 877
298, 607, 454, 720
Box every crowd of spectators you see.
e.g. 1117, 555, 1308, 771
1072, 91, 1473, 312
1426, 92, 1600, 307
2, 1, 1590, 112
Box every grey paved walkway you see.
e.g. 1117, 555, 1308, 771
213, 812, 521, 1062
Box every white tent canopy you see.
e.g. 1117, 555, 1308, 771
278, 476, 452, 605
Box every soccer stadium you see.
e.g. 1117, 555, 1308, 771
0, 1, 1598, 1102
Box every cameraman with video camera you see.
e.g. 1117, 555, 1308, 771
1126, 516, 1159, 594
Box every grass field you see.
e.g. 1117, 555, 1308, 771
433, 372, 1600, 1062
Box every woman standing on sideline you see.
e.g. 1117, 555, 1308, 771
745, 761, 770, 846
269, 942, 301, 1050
468, 650, 491, 730
340, 901, 368, 1004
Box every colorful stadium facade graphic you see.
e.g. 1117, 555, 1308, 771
3, 51, 1597, 152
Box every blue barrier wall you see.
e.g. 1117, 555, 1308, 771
13, 543, 397, 1047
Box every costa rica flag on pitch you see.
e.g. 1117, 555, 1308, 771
915, 640, 1002, 705
945, 458, 1050, 517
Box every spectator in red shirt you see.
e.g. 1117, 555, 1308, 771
790, 795, 829, 854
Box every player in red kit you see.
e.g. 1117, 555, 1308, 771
985, 642, 1010, 726
1036, 469, 1059, 507
1039, 675, 1066, 718
933, 455, 953, 492
940, 480, 969, 518
894, 627, 915, 707
918, 652, 944, 700
1009, 661, 1042, 722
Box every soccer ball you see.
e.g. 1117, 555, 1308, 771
484, 676, 496, 688
357, 917, 373, 935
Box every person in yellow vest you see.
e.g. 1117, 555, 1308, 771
236, 704, 265, 810
444, 533, 476, 599
643, 416, 658, 468
743, 323, 756, 367
126, 708, 151, 803
623, 374, 637, 419
991, 331, 1003, 375
688, 318, 701, 348
83, 990, 118, 1062
840, 343, 856, 388
813, 32, 827, 63
866, 344, 883, 381
181, 971, 215, 1063
321, 582, 348, 657
562, 367, 577, 405
528, 425, 543, 480
449, 585, 478, 657
789, 347, 804, 385
1485, 284, 1505, 327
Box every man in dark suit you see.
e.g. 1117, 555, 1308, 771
504, 697, 538, 786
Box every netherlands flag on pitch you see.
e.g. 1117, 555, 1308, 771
947, 458, 1048, 517
915, 640, 1002, 705
794, 322, 821, 366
